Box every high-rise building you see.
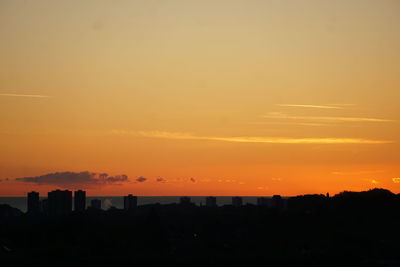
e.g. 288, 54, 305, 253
179, 196, 191, 205
48, 190, 72, 216
74, 190, 86, 212
124, 194, 137, 210
27, 191, 40, 214
257, 197, 269, 207
90, 199, 102, 210
41, 198, 49, 215
205, 196, 217, 207
232, 197, 243, 207
271, 195, 284, 210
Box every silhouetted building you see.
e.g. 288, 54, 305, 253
124, 194, 137, 210
288, 194, 327, 212
232, 197, 243, 207
271, 195, 284, 210
41, 198, 48, 214
180, 196, 191, 205
257, 197, 269, 207
48, 190, 72, 216
74, 190, 86, 212
90, 199, 102, 210
206, 196, 217, 207
27, 191, 40, 214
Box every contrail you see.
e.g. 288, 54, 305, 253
0, 93, 51, 98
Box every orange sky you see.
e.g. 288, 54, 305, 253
1, 0, 399, 196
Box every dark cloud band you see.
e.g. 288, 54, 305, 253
16, 171, 129, 188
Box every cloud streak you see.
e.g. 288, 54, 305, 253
277, 104, 344, 109
0, 93, 51, 98
16, 171, 129, 188
331, 170, 384, 176
250, 121, 331, 127
264, 112, 394, 122
111, 130, 393, 145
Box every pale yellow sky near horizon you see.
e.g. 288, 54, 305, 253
0, 0, 399, 196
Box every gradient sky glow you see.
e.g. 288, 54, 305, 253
1, 0, 399, 196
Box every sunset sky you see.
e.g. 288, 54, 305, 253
1, 0, 399, 196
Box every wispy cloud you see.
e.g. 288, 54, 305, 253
277, 104, 344, 109
331, 170, 384, 176
264, 112, 394, 122
327, 104, 356, 107
156, 177, 167, 183
392, 178, 400, 184
155, 177, 200, 184
250, 121, 331, 127
111, 130, 393, 145
0, 93, 52, 98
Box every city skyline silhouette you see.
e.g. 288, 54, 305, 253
1, 1, 399, 266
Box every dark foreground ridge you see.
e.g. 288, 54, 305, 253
1, 188, 400, 267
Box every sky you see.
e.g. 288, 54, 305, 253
0, 0, 399, 196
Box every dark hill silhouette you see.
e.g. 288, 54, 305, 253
335, 188, 395, 199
